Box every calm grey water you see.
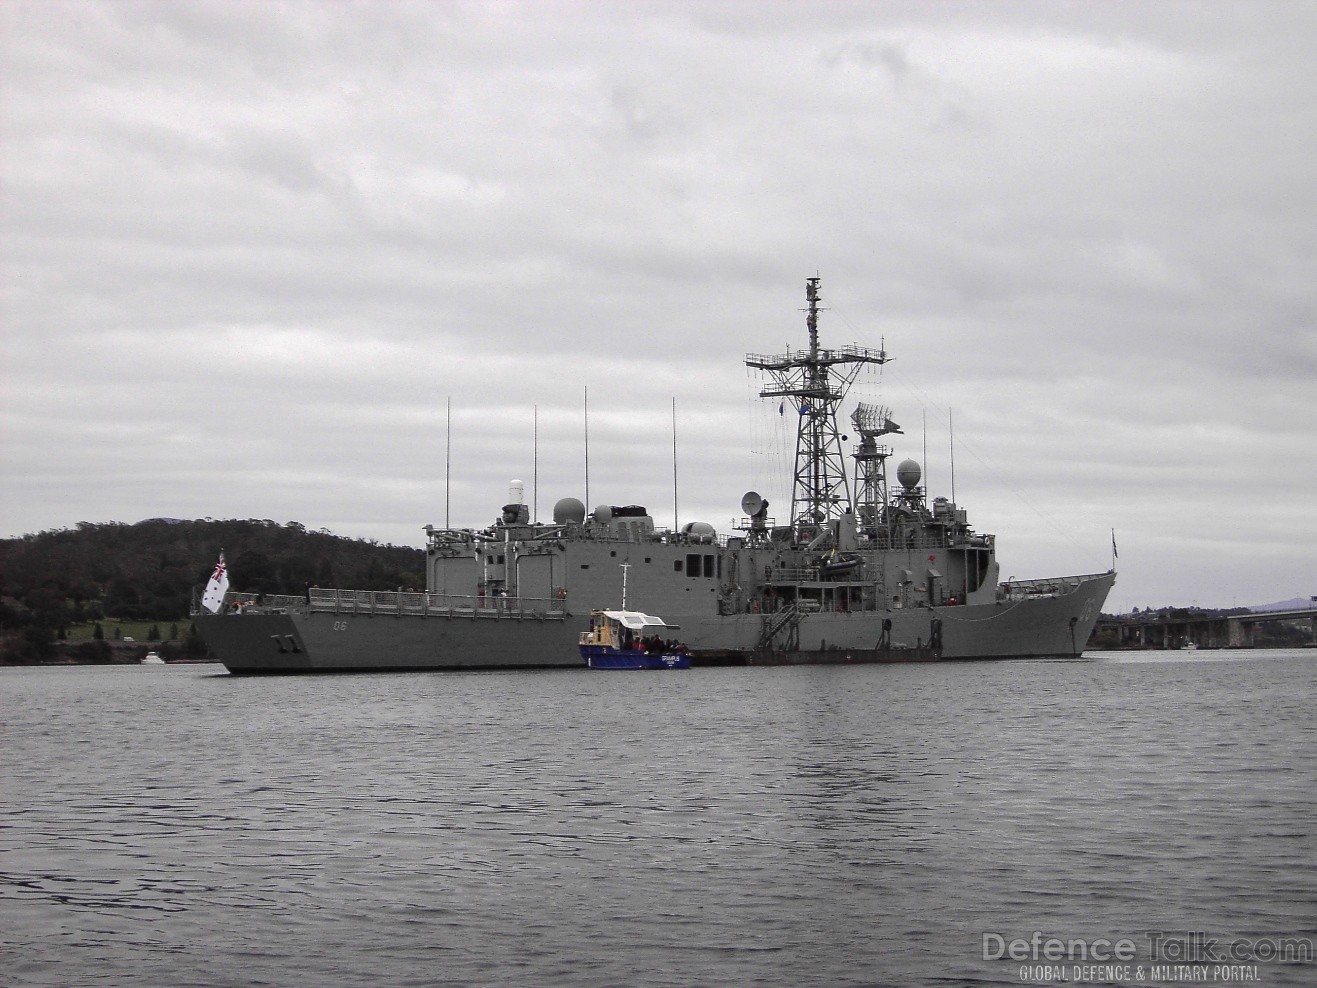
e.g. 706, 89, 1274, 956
2, 650, 1314, 988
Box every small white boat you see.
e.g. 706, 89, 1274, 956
141, 651, 165, 664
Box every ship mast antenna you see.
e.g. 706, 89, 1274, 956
949, 407, 955, 507
851, 400, 901, 543
745, 277, 890, 539
445, 396, 452, 529
583, 386, 590, 509
533, 403, 539, 524
671, 397, 679, 532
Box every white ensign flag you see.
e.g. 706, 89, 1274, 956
201, 552, 229, 613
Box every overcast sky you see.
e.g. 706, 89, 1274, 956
3, 1, 1314, 612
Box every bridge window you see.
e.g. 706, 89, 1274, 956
686, 554, 701, 578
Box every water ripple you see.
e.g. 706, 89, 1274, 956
2, 652, 1314, 986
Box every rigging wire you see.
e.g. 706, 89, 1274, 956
881, 362, 1105, 567
820, 294, 1104, 569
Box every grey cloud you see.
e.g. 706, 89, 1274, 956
2, 1, 1314, 611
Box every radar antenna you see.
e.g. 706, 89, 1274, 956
745, 278, 890, 538
851, 402, 901, 541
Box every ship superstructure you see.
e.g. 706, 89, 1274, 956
194, 278, 1114, 672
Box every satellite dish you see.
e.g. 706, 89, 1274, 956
592, 504, 613, 523
741, 491, 764, 516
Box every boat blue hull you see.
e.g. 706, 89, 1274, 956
579, 646, 690, 670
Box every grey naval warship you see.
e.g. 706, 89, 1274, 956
196, 278, 1115, 673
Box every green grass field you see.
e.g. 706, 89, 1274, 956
62, 620, 190, 643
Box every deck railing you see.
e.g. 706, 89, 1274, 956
998, 572, 1110, 600
216, 589, 568, 620
305, 588, 568, 619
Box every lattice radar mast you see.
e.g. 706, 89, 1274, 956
745, 278, 890, 537
851, 401, 903, 540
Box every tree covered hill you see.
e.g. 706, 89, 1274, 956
0, 518, 426, 627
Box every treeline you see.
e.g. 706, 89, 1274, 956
0, 518, 425, 661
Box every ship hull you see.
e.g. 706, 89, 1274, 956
195, 608, 584, 673
671, 570, 1113, 662
579, 645, 690, 670
196, 572, 1114, 673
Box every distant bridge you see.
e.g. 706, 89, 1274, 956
1097, 605, 1317, 649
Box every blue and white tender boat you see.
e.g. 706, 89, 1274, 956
579, 610, 689, 670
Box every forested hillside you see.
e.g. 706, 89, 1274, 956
0, 519, 425, 660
